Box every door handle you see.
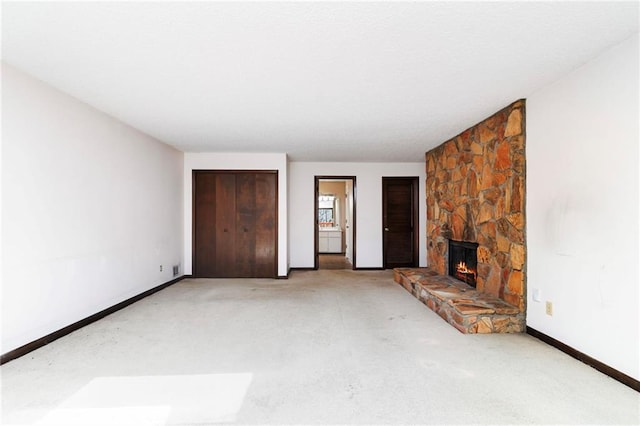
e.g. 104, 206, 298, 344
384, 228, 389, 232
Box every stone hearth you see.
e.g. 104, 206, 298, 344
394, 268, 524, 333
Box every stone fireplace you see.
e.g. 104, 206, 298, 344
426, 99, 526, 312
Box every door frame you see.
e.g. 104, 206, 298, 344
192, 169, 278, 278
382, 176, 419, 269
314, 176, 357, 270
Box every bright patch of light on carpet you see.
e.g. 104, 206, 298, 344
36, 373, 253, 425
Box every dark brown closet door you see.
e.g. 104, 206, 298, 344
193, 171, 277, 278
214, 173, 237, 277
194, 172, 217, 277
235, 173, 257, 277
383, 177, 418, 268
255, 173, 277, 277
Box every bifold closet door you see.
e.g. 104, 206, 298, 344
254, 173, 277, 277
194, 172, 217, 277
214, 173, 237, 277
193, 171, 277, 278
235, 173, 256, 277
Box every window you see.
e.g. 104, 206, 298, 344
318, 208, 334, 224
318, 194, 335, 226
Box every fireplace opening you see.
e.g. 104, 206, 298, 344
448, 240, 479, 287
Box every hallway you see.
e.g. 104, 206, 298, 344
2, 270, 638, 425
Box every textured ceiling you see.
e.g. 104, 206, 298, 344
2, 2, 638, 162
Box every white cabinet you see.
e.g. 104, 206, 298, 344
319, 230, 342, 253
327, 234, 342, 253
319, 235, 330, 252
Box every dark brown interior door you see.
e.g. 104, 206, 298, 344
383, 177, 418, 268
193, 171, 277, 278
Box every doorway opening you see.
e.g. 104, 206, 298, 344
314, 176, 356, 270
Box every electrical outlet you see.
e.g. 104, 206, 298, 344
160, 265, 163, 272
545, 301, 553, 316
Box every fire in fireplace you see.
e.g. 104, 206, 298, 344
448, 240, 479, 287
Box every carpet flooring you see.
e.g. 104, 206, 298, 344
2, 270, 638, 425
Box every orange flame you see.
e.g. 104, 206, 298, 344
456, 261, 475, 275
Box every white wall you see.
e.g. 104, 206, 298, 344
183, 153, 288, 277
289, 162, 427, 268
1, 63, 184, 354
527, 34, 639, 380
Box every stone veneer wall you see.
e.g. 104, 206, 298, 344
426, 100, 526, 311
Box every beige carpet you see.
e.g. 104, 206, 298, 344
2, 270, 639, 424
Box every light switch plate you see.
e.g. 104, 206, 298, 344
533, 288, 541, 302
